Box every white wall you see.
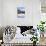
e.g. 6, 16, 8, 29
32, 0, 41, 27
0, 0, 3, 26
0, 0, 41, 27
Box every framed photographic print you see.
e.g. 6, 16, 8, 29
17, 7, 25, 18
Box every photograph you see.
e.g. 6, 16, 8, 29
0, 0, 46, 46
17, 7, 25, 18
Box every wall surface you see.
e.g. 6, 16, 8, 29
0, 0, 41, 27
